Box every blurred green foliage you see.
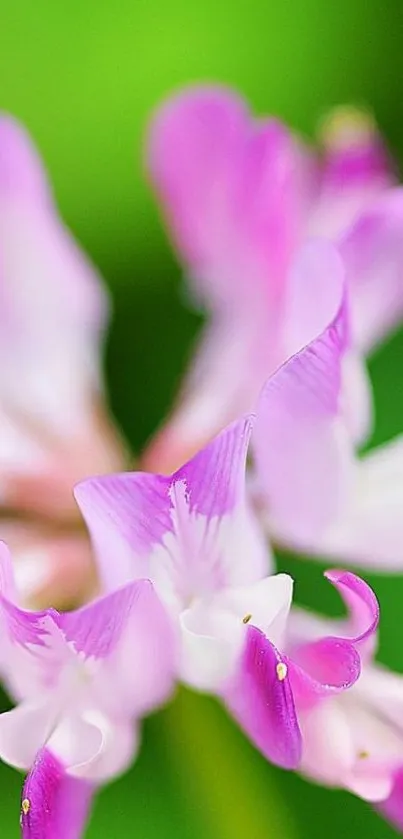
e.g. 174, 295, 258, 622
2, 1, 403, 836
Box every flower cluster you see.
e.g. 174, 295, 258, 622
1, 87, 403, 837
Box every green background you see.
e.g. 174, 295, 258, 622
2, 1, 403, 836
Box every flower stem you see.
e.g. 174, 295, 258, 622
161, 686, 298, 839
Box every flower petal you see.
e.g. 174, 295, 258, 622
377, 766, 403, 831
299, 698, 397, 802
145, 86, 307, 471
340, 187, 403, 353
289, 638, 361, 710
288, 571, 377, 708
60, 580, 177, 717
324, 569, 379, 648
49, 715, 103, 774
0, 700, 57, 770
253, 250, 353, 545
76, 417, 269, 596
313, 435, 403, 570
179, 574, 293, 691
20, 747, 93, 839
147, 85, 248, 300
72, 713, 140, 783
309, 106, 393, 239
148, 85, 301, 311
0, 115, 108, 437
223, 625, 301, 769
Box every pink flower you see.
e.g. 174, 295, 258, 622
143, 86, 403, 491
0, 115, 127, 605
0, 541, 175, 836
75, 414, 376, 771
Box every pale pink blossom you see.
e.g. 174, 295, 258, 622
0, 115, 127, 605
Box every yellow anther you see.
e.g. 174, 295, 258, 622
242, 614, 252, 624
358, 750, 369, 760
276, 662, 288, 681
318, 105, 376, 151
21, 799, 30, 816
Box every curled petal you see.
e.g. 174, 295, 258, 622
289, 571, 378, 709
21, 748, 93, 839
223, 625, 302, 769
324, 569, 379, 648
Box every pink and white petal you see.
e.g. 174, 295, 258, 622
347, 765, 394, 804
301, 698, 394, 801
355, 665, 403, 734
60, 580, 177, 717
282, 239, 347, 358
254, 262, 353, 546
313, 436, 403, 570
299, 701, 395, 801
179, 574, 293, 691
147, 85, 248, 302
49, 715, 103, 774
179, 602, 242, 691
74, 471, 169, 589
214, 573, 294, 649
0, 699, 57, 770
341, 349, 373, 447
0, 115, 108, 438
173, 414, 252, 516
169, 416, 269, 589
340, 188, 403, 353
148, 87, 304, 309
74, 713, 140, 783
77, 417, 269, 595
223, 625, 302, 769
21, 748, 94, 839
0, 595, 62, 664
299, 701, 355, 787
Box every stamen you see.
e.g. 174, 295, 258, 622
242, 613, 252, 624
276, 662, 288, 681
21, 799, 31, 816
358, 750, 369, 760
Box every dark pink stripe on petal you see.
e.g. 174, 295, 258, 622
21, 748, 93, 839
224, 625, 302, 769
377, 766, 403, 832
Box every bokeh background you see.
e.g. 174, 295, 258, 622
3, 1, 403, 836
